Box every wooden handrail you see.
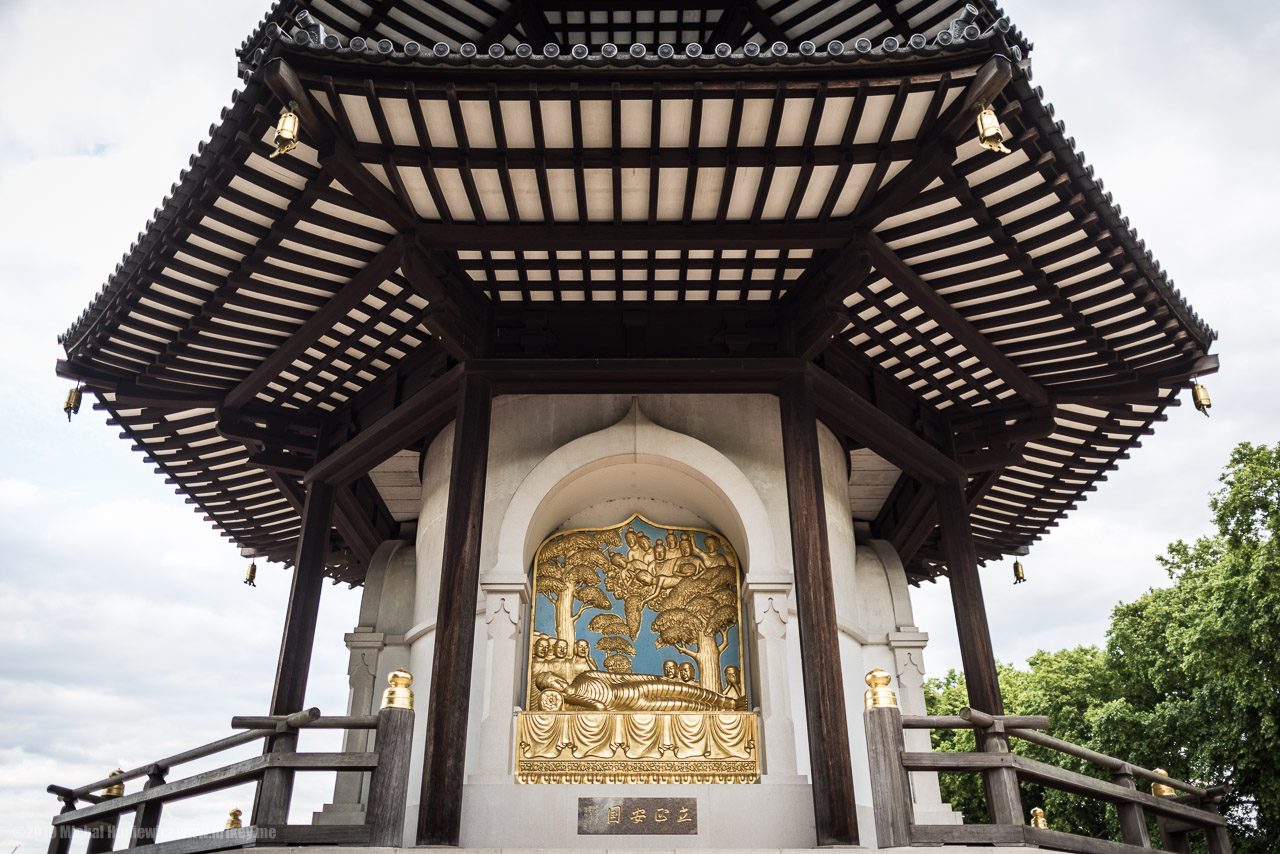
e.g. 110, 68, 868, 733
1007, 727, 1207, 797
230, 713, 376, 730
902, 713, 1051, 730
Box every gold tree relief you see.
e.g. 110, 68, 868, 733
650, 565, 739, 691
535, 530, 621, 642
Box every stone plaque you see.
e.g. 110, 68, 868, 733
577, 797, 698, 835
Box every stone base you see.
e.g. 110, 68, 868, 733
312, 803, 366, 826
439, 781, 818, 849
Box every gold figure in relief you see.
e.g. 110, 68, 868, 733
519, 514, 757, 784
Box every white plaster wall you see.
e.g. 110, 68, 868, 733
387, 393, 954, 847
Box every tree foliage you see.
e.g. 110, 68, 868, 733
925, 442, 1280, 853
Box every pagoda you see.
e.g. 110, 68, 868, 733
51, 1, 1228, 851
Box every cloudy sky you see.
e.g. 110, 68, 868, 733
1, 0, 1276, 847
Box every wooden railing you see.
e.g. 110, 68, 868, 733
866, 702, 1233, 853
46, 693, 413, 854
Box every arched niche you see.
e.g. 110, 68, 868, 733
493, 400, 780, 581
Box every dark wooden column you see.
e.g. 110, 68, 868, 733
936, 478, 1005, 717
270, 480, 335, 715
778, 373, 859, 846
416, 374, 492, 846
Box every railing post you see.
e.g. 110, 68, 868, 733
366, 670, 415, 847
1200, 803, 1232, 854
85, 772, 124, 854
1153, 770, 1192, 854
1111, 764, 1151, 848
47, 797, 77, 854
862, 670, 913, 847
128, 765, 167, 847
979, 721, 1023, 825
254, 724, 300, 828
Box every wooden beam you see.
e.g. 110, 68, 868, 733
866, 232, 1050, 407
270, 480, 334, 715
401, 245, 489, 361
779, 373, 859, 846
222, 235, 409, 411
417, 374, 492, 846
262, 58, 418, 233
936, 479, 1003, 717
305, 366, 462, 488
414, 220, 855, 252
854, 54, 1014, 226
808, 364, 965, 483
784, 238, 871, 361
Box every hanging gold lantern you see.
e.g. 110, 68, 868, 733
63, 385, 83, 421
976, 100, 1011, 154
1192, 379, 1211, 417
270, 101, 300, 159
244, 561, 257, 586
1013, 559, 1026, 584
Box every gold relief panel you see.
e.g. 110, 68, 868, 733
520, 514, 758, 784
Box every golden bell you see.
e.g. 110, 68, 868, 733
270, 101, 300, 159
382, 669, 414, 710
244, 561, 257, 587
64, 386, 83, 421
226, 808, 243, 829
1192, 380, 1211, 417
1013, 559, 1026, 584
1030, 806, 1048, 829
864, 669, 898, 709
103, 769, 125, 798
976, 101, 1011, 154
1152, 767, 1176, 797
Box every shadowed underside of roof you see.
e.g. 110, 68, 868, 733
57, 1, 1216, 586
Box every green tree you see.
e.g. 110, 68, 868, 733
535, 530, 620, 642
925, 442, 1280, 853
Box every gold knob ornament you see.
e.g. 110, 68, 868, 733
103, 769, 125, 798
381, 669, 414, 710
1152, 768, 1176, 797
864, 669, 898, 709
1030, 806, 1048, 829
226, 808, 243, 829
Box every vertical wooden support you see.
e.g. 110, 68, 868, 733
1156, 816, 1192, 854
778, 373, 859, 846
1111, 766, 1152, 848
128, 766, 167, 847
47, 799, 77, 854
84, 799, 120, 854
416, 374, 493, 846
367, 703, 415, 846
270, 481, 335, 716
864, 705, 913, 847
978, 721, 1023, 825
1201, 804, 1233, 854
255, 725, 300, 827
936, 479, 1004, 718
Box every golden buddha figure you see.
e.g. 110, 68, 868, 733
535, 670, 748, 713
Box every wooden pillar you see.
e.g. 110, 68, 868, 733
936, 479, 1004, 717
270, 481, 335, 716
864, 705, 912, 847
416, 374, 492, 846
1112, 766, 1152, 848
778, 373, 859, 846
367, 700, 415, 846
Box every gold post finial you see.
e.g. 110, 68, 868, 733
1152, 768, 1177, 797
864, 669, 898, 709
103, 769, 125, 798
381, 669, 414, 710
226, 808, 243, 829
1030, 806, 1048, 829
